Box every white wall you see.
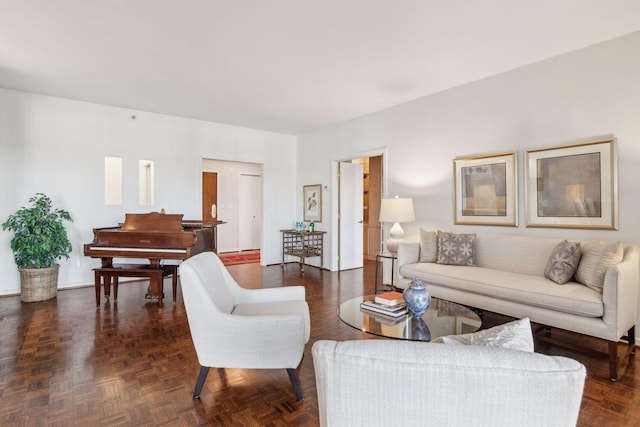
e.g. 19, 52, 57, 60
0, 89, 296, 295
297, 32, 640, 333
298, 31, 640, 263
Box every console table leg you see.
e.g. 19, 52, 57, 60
374, 255, 380, 294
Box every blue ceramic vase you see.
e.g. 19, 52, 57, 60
410, 317, 432, 341
403, 278, 431, 317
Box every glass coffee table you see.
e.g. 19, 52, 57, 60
338, 295, 482, 342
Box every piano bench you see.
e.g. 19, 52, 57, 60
93, 263, 178, 307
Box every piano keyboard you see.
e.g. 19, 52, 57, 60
89, 246, 187, 254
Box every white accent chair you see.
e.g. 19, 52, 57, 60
312, 340, 586, 427
179, 251, 310, 400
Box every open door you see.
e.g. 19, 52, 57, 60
338, 161, 364, 270
202, 172, 218, 221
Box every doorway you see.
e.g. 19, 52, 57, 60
356, 156, 383, 261
202, 159, 263, 254
334, 153, 384, 271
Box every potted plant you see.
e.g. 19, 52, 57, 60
2, 193, 73, 301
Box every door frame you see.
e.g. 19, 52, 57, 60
330, 148, 387, 271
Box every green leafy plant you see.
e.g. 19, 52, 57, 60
2, 193, 73, 268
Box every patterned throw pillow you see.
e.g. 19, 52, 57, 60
433, 318, 534, 352
575, 241, 623, 293
544, 240, 582, 284
418, 229, 437, 262
436, 232, 476, 266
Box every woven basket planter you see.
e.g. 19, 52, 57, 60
19, 265, 59, 302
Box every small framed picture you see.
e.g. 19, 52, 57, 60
453, 151, 517, 226
525, 137, 617, 230
303, 184, 322, 222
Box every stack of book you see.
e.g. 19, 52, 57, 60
360, 291, 408, 318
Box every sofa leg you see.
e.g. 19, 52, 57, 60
627, 326, 636, 354
193, 366, 210, 399
608, 342, 618, 382
608, 327, 637, 381
287, 368, 304, 401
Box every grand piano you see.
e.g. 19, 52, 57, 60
84, 212, 221, 306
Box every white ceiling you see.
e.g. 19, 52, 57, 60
1, 1, 639, 135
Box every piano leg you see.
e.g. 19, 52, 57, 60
94, 270, 113, 306
94, 270, 101, 307
113, 276, 118, 302
146, 271, 164, 307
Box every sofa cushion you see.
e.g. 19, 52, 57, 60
544, 240, 582, 284
474, 234, 563, 276
575, 241, 623, 293
399, 262, 603, 317
436, 232, 476, 266
434, 318, 534, 352
419, 229, 437, 262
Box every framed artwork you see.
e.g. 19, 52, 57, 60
303, 184, 322, 222
525, 137, 617, 230
454, 151, 517, 226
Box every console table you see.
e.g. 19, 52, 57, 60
280, 229, 326, 272
374, 252, 396, 293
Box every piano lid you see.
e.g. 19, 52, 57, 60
120, 212, 184, 232
85, 212, 196, 250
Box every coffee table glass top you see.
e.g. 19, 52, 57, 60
338, 295, 481, 342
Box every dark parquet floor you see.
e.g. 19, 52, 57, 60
1, 259, 639, 426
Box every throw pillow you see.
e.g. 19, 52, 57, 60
433, 318, 534, 352
436, 231, 476, 266
544, 240, 582, 284
575, 241, 623, 293
418, 229, 437, 262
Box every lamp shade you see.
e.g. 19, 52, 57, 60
379, 197, 415, 223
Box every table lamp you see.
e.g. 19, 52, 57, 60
379, 196, 415, 253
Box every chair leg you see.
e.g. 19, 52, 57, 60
287, 368, 303, 401
193, 366, 210, 399
217, 367, 227, 387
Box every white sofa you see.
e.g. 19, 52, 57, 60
396, 233, 640, 380
313, 339, 586, 427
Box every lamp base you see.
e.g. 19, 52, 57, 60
385, 222, 405, 253
385, 238, 401, 254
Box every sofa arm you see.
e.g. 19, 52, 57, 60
235, 285, 306, 304
397, 242, 420, 278
602, 244, 640, 338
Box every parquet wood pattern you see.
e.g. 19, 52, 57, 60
0, 260, 639, 426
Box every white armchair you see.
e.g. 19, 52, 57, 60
313, 340, 586, 427
179, 251, 310, 400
